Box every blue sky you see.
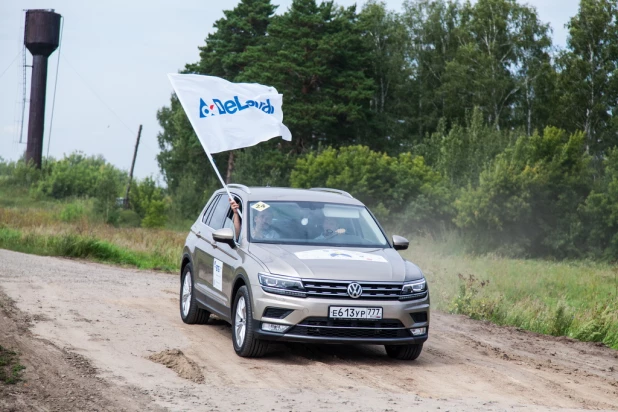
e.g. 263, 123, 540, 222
0, 0, 579, 182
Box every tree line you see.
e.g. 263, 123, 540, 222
161, 0, 618, 258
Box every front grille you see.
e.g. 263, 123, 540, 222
263, 307, 293, 319
287, 317, 410, 339
303, 280, 403, 300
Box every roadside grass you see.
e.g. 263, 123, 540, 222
403, 235, 618, 350
0, 191, 184, 272
0, 345, 25, 384
0, 227, 180, 271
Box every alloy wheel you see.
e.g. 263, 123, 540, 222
235, 296, 247, 348
182, 272, 192, 318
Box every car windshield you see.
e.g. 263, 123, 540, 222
248, 201, 389, 247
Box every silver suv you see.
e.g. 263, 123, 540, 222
179, 186, 429, 360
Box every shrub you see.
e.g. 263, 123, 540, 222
290, 145, 451, 228
168, 175, 212, 220
580, 148, 618, 259
449, 273, 499, 320
93, 165, 125, 224
454, 127, 592, 257
127, 177, 169, 228
232, 144, 296, 187
0, 157, 16, 178
417, 108, 515, 186
59, 203, 86, 222
117, 209, 142, 228
35, 152, 126, 199
141, 199, 168, 228
4, 159, 44, 187
129, 177, 165, 217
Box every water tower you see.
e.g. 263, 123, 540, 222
24, 9, 62, 168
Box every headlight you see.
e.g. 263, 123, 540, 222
258, 273, 306, 298
401, 279, 427, 295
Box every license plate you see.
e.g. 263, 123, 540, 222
329, 306, 383, 320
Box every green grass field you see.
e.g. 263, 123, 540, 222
0, 185, 617, 349
405, 238, 618, 349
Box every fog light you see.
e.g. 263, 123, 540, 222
261, 323, 290, 333
410, 327, 426, 336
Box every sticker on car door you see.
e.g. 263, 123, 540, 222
213, 258, 223, 291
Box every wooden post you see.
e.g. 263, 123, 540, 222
226, 151, 235, 184
124, 124, 142, 208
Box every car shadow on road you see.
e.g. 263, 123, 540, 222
206, 317, 423, 365
265, 342, 420, 366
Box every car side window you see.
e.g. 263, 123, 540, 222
223, 196, 242, 239
202, 195, 220, 225
209, 195, 230, 230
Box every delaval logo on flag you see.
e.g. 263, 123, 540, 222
168, 74, 291, 154
199, 96, 275, 118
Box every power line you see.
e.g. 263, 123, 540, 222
0, 51, 21, 80
46, 15, 64, 160
19, 43, 27, 144
61, 54, 137, 136
59, 55, 161, 162
19, 10, 27, 145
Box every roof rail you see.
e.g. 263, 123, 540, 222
228, 184, 251, 194
309, 187, 354, 198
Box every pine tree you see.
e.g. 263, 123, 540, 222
186, 0, 276, 80
157, 0, 276, 209
239, 0, 375, 151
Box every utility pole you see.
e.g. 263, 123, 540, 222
124, 124, 142, 209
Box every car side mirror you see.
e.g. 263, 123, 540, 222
213, 228, 235, 247
392, 235, 409, 251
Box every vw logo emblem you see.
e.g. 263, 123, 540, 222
347, 282, 363, 299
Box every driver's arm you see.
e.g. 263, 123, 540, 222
229, 198, 241, 240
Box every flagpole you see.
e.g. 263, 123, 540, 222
205, 148, 234, 201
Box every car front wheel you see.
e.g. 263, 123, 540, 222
385, 343, 423, 360
232, 285, 268, 357
180, 263, 210, 324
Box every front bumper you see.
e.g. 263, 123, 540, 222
250, 284, 429, 345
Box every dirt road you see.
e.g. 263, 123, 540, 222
0, 249, 616, 412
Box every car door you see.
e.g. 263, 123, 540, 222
193, 194, 226, 315
194, 193, 243, 320
217, 201, 244, 311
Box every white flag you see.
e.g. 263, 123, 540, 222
167, 74, 292, 154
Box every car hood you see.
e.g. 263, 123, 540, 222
248, 243, 423, 282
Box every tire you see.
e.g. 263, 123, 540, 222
180, 263, 210, 324
232, 285, 268, 357
385, 343, 423, 360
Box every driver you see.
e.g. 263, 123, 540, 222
252, 207, 279, 240
314, 217, 346, 240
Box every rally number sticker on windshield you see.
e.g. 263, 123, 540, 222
251, 201, 270, 212
213, 258, 223, 291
